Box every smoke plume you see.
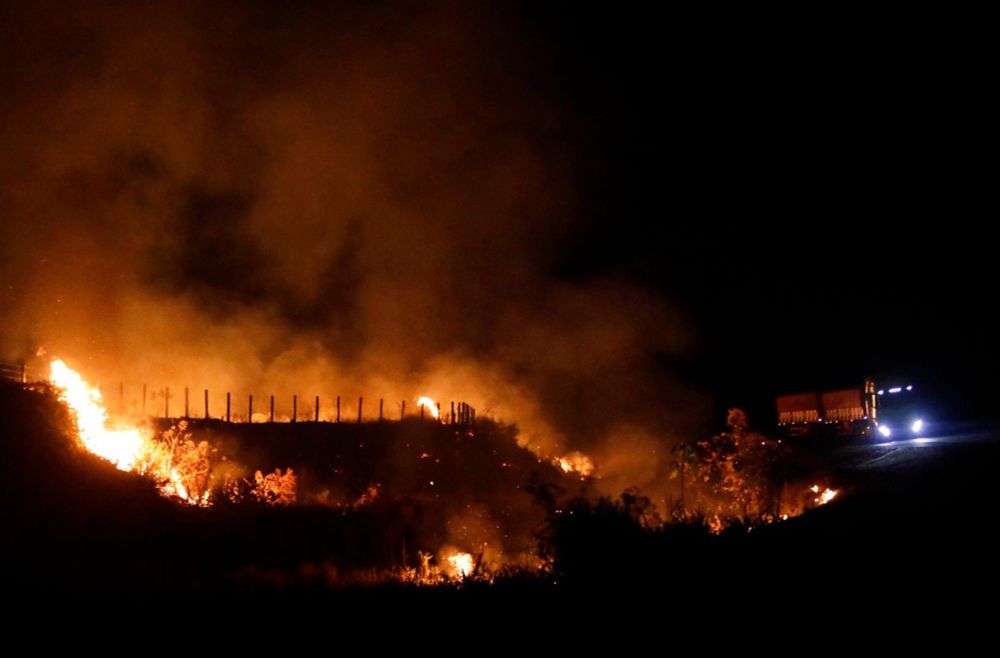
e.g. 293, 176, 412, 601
0, 1, 708, 502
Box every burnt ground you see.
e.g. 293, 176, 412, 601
1, 379, 998, 628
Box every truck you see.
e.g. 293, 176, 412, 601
776, 379, 927, 440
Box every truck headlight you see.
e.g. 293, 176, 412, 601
911, 419, 923, 433
878, 425, 892, 437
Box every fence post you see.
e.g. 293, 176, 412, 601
315, 395, 320, 422
401, 400, 405, 419
226, 392, 231, 423
249, 394, 253, 424
379, 398, 384, 422
358, 397, 363, 423
164, 387, 170, 418
292, 395, 297, 423
204, 389, 209, 419
336, 396, 341, 422
270, 395, 274, 423
184, 387, 190, 418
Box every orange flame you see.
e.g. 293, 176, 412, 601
416, 396, 439, 419
445, 551, 474, 579
810, 484, 838, 505
50, 359, 147, 471
555, 450, 594, 478
50, 358, 213, 505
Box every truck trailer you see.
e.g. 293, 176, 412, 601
777, 379, 926, 440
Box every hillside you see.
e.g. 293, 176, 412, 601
0, 381, 587, 598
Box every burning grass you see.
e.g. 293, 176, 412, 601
1, 363, 853, 597
668, 408, 843, 531
51, 359, 296, 507
21, 359, 591, 589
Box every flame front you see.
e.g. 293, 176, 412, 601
555, 450, 594, 478
49, 358, 219, 506
416, 396, 439, 419
50, 359, 147, 471
446, 551, 474, 578
810, 484, 838, 505
817, 488, 838, 505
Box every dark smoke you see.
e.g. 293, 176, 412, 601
0, 1, 708, 503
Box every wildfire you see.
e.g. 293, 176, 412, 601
810, 484, 838, 505
445, 551, 474, 579
402, 548, 486, 585
50, 358, 299, 508
555, 450, 594, 478
416, 396, 439, 419
162, 468, 211, 506
50, 359, 147, 471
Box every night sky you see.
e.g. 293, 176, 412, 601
1, 0, 994, 446
526, 4, 995, 422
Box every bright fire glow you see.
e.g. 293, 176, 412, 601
810, 484, 838, 505
49, 358, 216, 506
446, 551, 474, 578
50, 359, 146, 471
416, 396, 439, 419
555, 450, 594, 477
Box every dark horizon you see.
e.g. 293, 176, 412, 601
527, 4, 994, 425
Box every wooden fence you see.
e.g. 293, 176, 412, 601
0, 362, 26, 384
111, 383, 476, 426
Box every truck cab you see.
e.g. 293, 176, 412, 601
872, 384, 926, 440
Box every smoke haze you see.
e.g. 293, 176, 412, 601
0, 1, 707, 501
